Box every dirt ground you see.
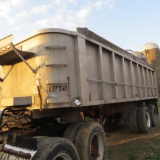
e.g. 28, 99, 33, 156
107, 113, 160, 160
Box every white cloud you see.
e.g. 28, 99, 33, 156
0, 0, 115, 40
15, 11, 29, 19
31, 4, 52, 13
10, 0, 24, 7
0, 0, 25, 13
52, 0, 65, 5
77, 6, 91, 21
0, 0, 28, 25
75, 0, 115, 25
0, 1, 10, 14
92, 0, 115, 9
13, 4, 52, 22
68, 0, 77, 4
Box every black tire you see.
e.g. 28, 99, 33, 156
34, 136, 47, 144
137, 106, 151, 133
148, 104, 158, 127
63, 122, 84, 143
129, 107, 140, 133
33, 137, 80, 160
75, 121, 107, 160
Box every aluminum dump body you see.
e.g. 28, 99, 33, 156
0, 28, 158, 110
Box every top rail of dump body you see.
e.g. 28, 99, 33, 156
14, 28, 154, 70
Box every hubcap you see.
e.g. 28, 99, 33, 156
90, 132, 104, 160
146, 112, 151, 128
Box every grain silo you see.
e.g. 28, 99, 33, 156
141, 43, 160, 93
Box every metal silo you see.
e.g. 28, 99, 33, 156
141, 43, 160, 93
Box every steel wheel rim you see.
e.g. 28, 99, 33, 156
146, 112, 151, 128
53, 153, 72, 160
90, 132, 104, 160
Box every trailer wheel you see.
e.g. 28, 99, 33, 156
137, 106, 151, 133
63, 122, 84, 143
129, 107, 140, 133
33, 137, 80, 160
148, 104, 158, 127
75, 121, 107, 160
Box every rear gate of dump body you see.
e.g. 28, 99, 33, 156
0, 31, 79, 110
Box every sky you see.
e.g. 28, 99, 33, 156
0, 0, 160, 51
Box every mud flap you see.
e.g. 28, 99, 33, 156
0, 134, 37, 159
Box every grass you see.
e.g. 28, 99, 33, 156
128, 155, 137, 160
144, 153, 160, 160
127, 134, 160, 160
138, 101, 160, 160
127, 151, 160, 160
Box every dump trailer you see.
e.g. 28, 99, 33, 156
0, 27, 158, 160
